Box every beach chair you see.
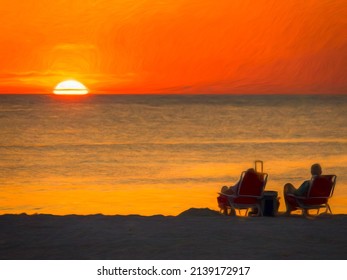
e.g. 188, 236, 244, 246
220, 170, 268, 216
286, 175, 336, 215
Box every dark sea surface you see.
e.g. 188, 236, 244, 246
0, 94, 346, 215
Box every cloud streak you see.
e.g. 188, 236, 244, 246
0, 0, 346, 94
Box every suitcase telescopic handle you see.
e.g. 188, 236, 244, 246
255, 160, 263, 173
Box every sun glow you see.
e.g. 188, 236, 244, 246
53, 80, 89, 95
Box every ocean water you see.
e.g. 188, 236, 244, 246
0, 94, 346, 215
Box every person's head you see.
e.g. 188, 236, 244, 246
221, 186, 229, 193
311, 163, 322, 176
246, 168, 256, 173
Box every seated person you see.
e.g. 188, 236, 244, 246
217, 168, 256, 215
283, 163, 322, 215
221, 168, 256, 195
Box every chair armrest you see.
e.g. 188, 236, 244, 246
286, 193, 306, 199
218, 193, 237, 198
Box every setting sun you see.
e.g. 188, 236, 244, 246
53, 80, 89, 95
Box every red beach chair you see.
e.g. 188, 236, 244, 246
219, 170, 268, 216
286, 175, 336, 215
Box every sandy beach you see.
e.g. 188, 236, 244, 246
0, 208, 346, 260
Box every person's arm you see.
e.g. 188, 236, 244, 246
294, 180, 310, 196
230, 180, 241, 194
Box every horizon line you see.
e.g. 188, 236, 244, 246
0, 92, 346, 96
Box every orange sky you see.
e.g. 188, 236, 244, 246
0, 0, 346, 94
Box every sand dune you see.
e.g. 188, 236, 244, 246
0, 208, 346, 260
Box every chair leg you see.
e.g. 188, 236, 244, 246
223, 208, 228, 215
229, 207, 236, 216
327, 204, 333, 214
220, 206, 230, 216
247, 207, 261, 217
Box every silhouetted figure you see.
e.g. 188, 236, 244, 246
283, 163, 322, 215
221, 168, 256, 192
217, 168, 256, 215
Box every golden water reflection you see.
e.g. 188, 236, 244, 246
1, 181, 346, 216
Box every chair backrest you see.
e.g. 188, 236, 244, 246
307, 175, 336, 199
237, 170, 268, 197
